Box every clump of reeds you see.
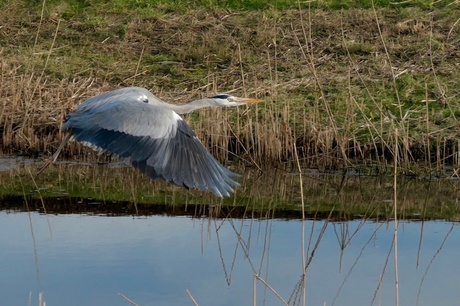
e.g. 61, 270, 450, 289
1, 5, 459, 174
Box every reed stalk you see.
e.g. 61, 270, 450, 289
1, 5, 459, 173
393, 127, 400, 306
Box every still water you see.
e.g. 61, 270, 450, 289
1, 210, 459, 306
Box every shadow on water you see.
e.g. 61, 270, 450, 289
0, 195, 315, 219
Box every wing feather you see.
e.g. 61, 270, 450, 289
62, 87, 240, 197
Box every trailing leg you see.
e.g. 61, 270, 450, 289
37, 131, 72, 174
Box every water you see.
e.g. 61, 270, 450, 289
1, 210, 459, 306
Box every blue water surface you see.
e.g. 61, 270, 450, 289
0, 211, 459, 306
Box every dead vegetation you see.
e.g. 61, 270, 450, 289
1, 5, 460, 173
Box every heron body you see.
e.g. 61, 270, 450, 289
40, 87, 262, 197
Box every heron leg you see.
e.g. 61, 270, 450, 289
37, 131, 72, 175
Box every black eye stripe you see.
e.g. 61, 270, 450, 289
211, 94, 230, 99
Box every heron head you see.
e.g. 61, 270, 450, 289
210, 94, 263, 107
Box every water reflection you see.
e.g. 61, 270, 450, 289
2, 156, 460, 221
1, 210, 458, 306
0, 156, 36, 171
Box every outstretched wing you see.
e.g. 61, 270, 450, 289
62, 88, 240, 197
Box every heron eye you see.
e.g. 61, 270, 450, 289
142, 98, 149, 103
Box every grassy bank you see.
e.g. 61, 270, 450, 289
1, 161, 460, 220
1, 1, 460, 173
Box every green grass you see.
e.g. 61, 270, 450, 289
15, 0, 459, 13
1, 1, 460, 172
1, 163, 460, 220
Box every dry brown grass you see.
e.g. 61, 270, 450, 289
1, 6, 460, 172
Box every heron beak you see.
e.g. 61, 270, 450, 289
235, 97, 264, 104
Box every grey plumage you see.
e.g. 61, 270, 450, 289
39, 87, 262, 197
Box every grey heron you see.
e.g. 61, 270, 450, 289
38, 87, 263, 197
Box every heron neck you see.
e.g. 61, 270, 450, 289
167, 98, 216, 115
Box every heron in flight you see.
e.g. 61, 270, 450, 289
38, 87, 262, 197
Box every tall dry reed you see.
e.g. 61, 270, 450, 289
1, 7, 459, 173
